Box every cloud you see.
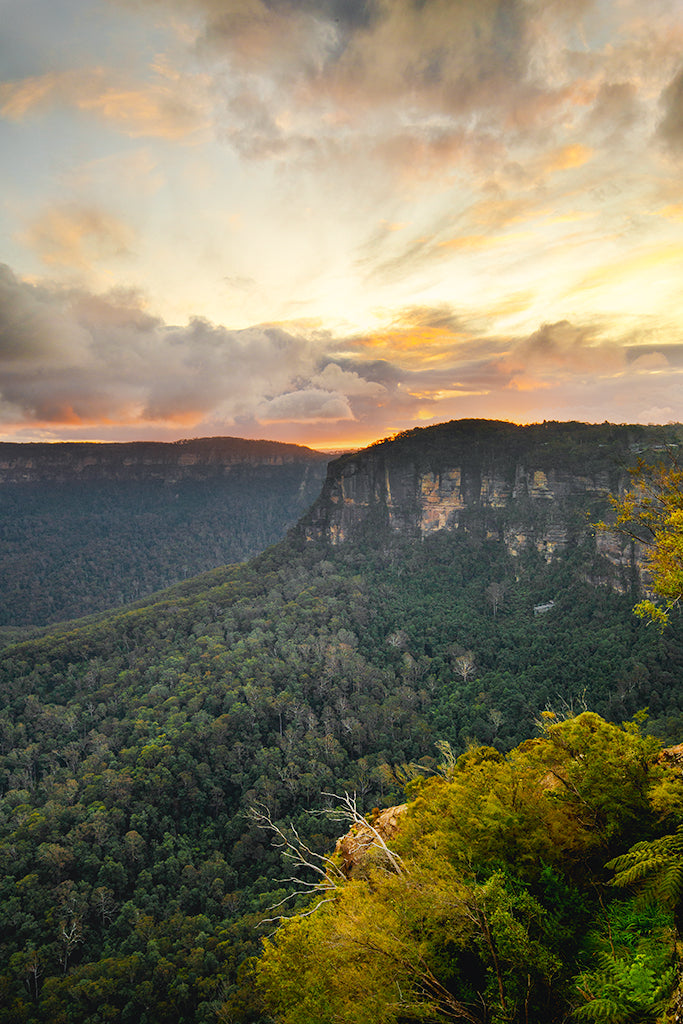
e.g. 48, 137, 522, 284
494, 319, 640, 393
258, 389, 354, 423
161, 0, 592, 183
21, 204, 136, 269
0, 266, 91, 364
517, 319, 605, 367
2, 262, 683, 443
585, 81, 640, 136
0, 66, 207, 139
568, 244, 683, 300
312, 362, 386, 398
0, 265, 310, 428
658, 65, 683, 151
0, 265, 390, 435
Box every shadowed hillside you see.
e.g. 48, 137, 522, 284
0, 437, 328, 626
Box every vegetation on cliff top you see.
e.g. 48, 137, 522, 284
600, 457, 683, 628
258, 712, 683, 1023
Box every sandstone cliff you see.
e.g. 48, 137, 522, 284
300, 419, 681, 567
0, 436, 327, 484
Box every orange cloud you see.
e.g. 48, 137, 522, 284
353, 324, 470, 367
0, 73, 63, 119
21, 205, 135, 269
78, 86, 204, 140
0, 68, 206, 139
437, 234, 497, 252
542, 143, 593, 174
655, 204, 683, 222
487, 291, 536, 318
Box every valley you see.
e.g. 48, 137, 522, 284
0, 420, 682, 1023
0, 437, 327, 628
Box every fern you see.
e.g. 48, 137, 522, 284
607, 823, 683, 908
572, 897, 677, 1024
574, 954, 675, 1023
575, 995, 622, 1022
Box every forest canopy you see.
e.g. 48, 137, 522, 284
257, 713, 683, 1024
1, 424, 683, 1022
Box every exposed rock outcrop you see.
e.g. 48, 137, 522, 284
335, 804, 408, 878
300, 420, 681, 581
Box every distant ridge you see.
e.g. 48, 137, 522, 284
0, 435, 329, 625
0, 436, 327, 484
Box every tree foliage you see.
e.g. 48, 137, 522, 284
257, 714, 683, 1024
601, 457, 683, 627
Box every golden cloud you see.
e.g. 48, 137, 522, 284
570, 243, 683, 296
542, 143, 593, 173
0, 68, 207, 140
352, 323, 470, 368
21, 205, 136, 269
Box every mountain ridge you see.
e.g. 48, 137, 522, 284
0, 436, 328, 484
300, 419, 682, 572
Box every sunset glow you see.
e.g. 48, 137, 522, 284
1, 0, 682, 447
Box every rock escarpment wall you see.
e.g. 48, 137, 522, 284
0, 436, 327, 484
300, 419, 681, 568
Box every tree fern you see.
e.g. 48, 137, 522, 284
574, 953, 676, 1022
607, 823, 683, 908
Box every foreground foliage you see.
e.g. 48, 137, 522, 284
258, 713, 683, 1024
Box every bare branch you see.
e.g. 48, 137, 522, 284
249, 802, 347, 924
320, 790, 405, 876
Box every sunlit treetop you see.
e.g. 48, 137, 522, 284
602, 457, 683, 627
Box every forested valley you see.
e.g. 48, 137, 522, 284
1, 422, 683, 1022
0, 438, 327, 629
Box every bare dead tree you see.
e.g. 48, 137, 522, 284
251, 790, 405, 923
486, 582, 506, 618
533, 690, 588, 733
249, 803, 347, 922
320, 791, 405, 877
454, 652, 476, 684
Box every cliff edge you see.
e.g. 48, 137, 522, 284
299, 419, 681, 565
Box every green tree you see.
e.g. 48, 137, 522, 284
601, 458, 683, 626
257, 714, 683, 1024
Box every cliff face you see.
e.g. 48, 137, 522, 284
300, 419, 681, 566
0, 436, 328, 484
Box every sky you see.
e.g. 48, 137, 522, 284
1, 0, 682, 450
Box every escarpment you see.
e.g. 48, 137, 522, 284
299, 419, 681, 576
0, 436, 327, 484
